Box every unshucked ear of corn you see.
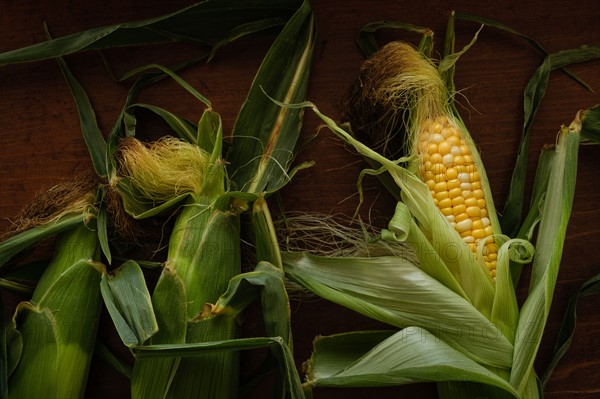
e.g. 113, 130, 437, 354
111, 134, 244, 398
1, 181, 105, 399
1, 1, 314, 398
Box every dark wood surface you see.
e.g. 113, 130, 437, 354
1, 1, 599, 398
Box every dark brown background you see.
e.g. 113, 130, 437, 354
1, 1, 599, 398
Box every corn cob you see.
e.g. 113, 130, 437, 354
417, 115, 498, 277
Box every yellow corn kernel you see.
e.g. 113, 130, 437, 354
447, 179, 461, 190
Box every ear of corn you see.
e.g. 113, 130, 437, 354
347, 41, 502, 280
6, 221, 105, 399
111, 130, 243, 398
297, 102, 498, 318
110, 4, 314, 397
161, 196, 243, 399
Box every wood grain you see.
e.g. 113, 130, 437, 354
1, 1, 599, 398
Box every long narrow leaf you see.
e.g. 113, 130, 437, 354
0, 213, 84, 269
0, 1, 302, 66
581, 105, 600, 143
210, 262, 291, 344
56, 55, 108, 177
0, 291, 6, 399
356, 21, 433, 58
541, 272, 600, 387
228, 0, 315, 194
125, 104, 198, 144
511, 146, 556, 284
500, 47, 599, 236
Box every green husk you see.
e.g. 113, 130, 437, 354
283, 251, 513, 369
510, 114, 581, 395
7, 222, 105, 399
305, 329, 518, 396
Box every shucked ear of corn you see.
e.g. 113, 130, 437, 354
0, 180, 105, 399
345, 41, 501, 279
279, 23, 591, 397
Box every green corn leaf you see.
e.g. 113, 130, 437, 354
7, 303, 60, 398
500, 47, 600, 236
581, 105, 600, 143
381, 202, 467, 300
541, 272, 600, 387
0, 1, 302, 66
196, 109, 223, 154
0, 213, 85, 269
490, 238, 533, 343
228, 0, 315, 194
126, 103, 198, 144
4, 316, 21, 384
305, 329, 518, 396
510, 116, 581, 394
112, 177, 192, 219
283, 251, 513, 369
100, 260, 158, 347
437, 25, 482, 75
441, 11, 456, 92
133, 337, 285, 358
120, 64, 211, 108
170, 317, 239, 399
210, 262, 291, 344
0, 289, 6, 399
455, 12, 546, 54
249, 196, 283, 268
0, 279, 33, 297
356, 21, 433, 58
96, 192, 112, 265
510, 146, 556, 285
55, 55, 108, 177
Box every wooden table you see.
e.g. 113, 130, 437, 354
1, 1, 599, 398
